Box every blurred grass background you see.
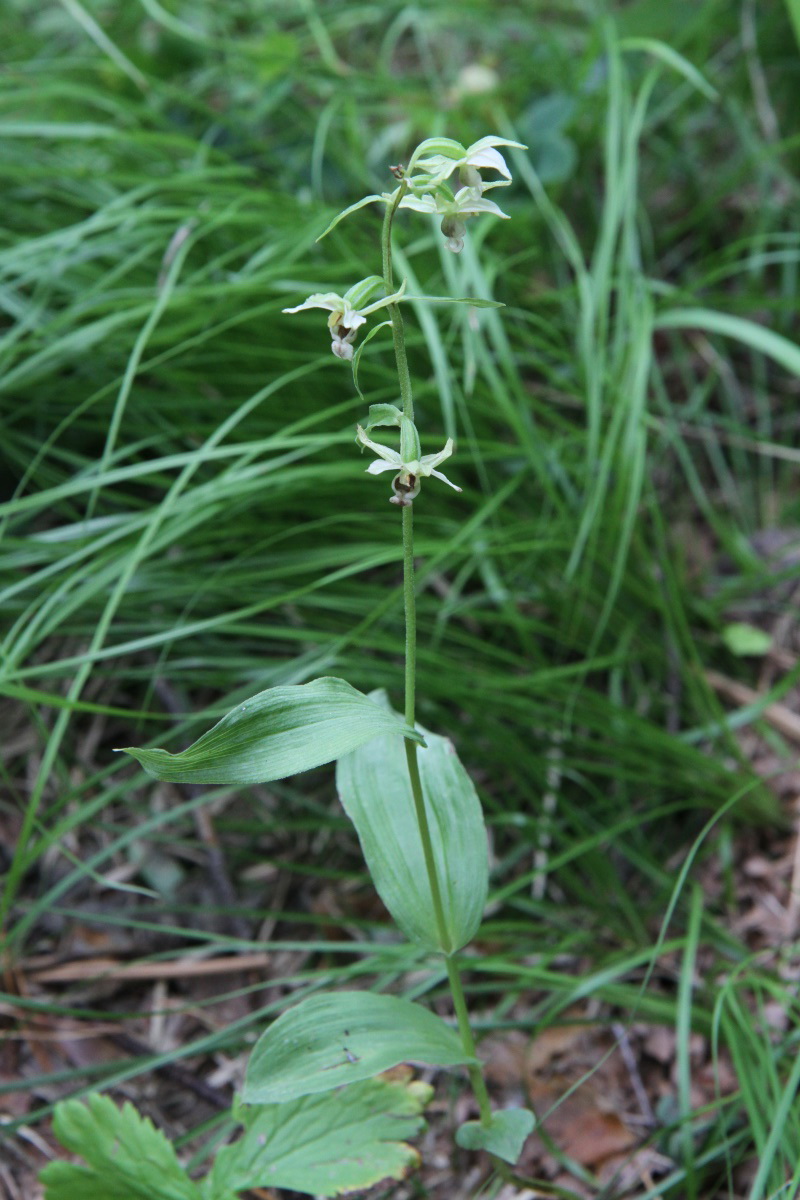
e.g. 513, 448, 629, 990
2, 1, 800, 1196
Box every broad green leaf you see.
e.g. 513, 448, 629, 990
456, 1107, 536, 1165
336, 692, 488, 952
316, 194, 387, 241
207, 1075, 432, 1198
722, 622, 773, 657
242, 990, 475, 1104
119, 677, 422, 785
41, 1094, 202, 1200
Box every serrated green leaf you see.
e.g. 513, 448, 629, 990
336, 692, 488, 953
456, 1107, 536, 1164
207, 1075, 432, 1198
316, 194, 387, 241
119, 677, 422, 785
41, 1094, 203, 1200
242, 990, 475, 1104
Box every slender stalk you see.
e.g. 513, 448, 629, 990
384, 183, 492, 1127
446, 955, 493, 1123
381, 181, 413, 423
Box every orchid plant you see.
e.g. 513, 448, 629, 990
42, 133, 534, 1200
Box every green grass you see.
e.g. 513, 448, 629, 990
2, 1, 800, 1196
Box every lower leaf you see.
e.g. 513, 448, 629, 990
243, 990, 476, 1104
455, 1107, 536, 1165
208, 1073, 432, 1198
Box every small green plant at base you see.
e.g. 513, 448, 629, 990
42, 132, 535, 1197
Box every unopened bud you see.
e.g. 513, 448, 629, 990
440, 215, 466, 253
459, 164, 482, 189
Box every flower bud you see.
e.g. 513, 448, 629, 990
459, 164, 483, 189
440, 215, 466, 254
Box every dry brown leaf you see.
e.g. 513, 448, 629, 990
559, 1106, 637, 1168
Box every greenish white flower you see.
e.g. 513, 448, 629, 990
399, 185, 509, 253
408, 135, 526, 191
283, 276, 405, 360
356, 422, 462, 506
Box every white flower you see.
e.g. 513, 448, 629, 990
283, 276, 406, 360
408, 135, 526, 191
399, 185, 509, 253
356, 423, 462, 506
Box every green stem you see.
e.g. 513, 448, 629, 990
381, 180, 413, 423
446, 954, 493, 1124
384, 185, 491, 1128
402, 508, 448, 953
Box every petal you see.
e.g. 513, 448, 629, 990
466, 136, 527, 153
340, 306, 367, 331
398, 193, 440, 214
429, 468, 462, 492
410, 155, 459, 186
343, 274, 385, 310
282, 292, 344, 315
464, 146, 512, 178
356, 425, 402, 464
419, 437, 454, 473
366, 459, 400, 475
360, 277, 408, 316
453, 188, 509, 218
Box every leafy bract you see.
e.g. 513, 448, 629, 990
207, 1074, 432, 1198
119, 677, 422, 785
242, 990, 475, 1104
316, 194, 388, 240
404, 295, 504, 308
41, 1094, 202, 1200
359, 402, 403, 434
336, 692, 488, 952
455, 1107, 536, 1164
